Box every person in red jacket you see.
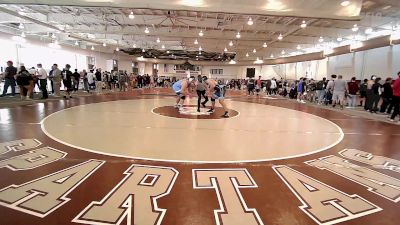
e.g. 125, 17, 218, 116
389, 72, 400, 122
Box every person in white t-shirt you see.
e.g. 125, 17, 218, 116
37, 63, 48, 99
87, 70, 95, 90
270, 78, 277, 95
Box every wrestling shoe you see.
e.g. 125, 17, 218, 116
207, 108, 215, 113
222, 112, 229, 118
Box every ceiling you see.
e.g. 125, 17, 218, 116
0, 0, 399, 61
0, 0, 365, 20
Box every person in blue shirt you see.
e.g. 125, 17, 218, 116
172, 76, 195, 108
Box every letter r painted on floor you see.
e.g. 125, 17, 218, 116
73, 165, 178, 225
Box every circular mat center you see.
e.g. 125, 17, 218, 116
41, 99, 343, 162
152, 105, 239, 119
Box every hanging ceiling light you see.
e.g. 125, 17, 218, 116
161, 44, 165, 49
278, 34, 283, 40
18, 23, 24, 29
128, 11, 135, 19
337, 37, 343, 42
91, 46, 95, 50
133, 43, 137, 48
365, 27, 373, 34
300, 20, 307, 28
199, 51, 202, 55
247, 17, 253, 26
236, 32, 241, 39
21, 32, 26, 38
199, 46, 202, 51
224, 47, 228, 52
116, 47, 120, 51
103, 42, 107, 47
229, 41, 233, 46
144, 27, 150, 34
142, 49, 146, 52
255, 57, 263, 64
270, 54, 274, 58
352, 24, 359, 32
253, 48, 257, 53
281, 50, 286, 55
156, 37, 161, 43
246, 53, 249, 57
199, 30, 204, 37
74, 40, 79, 46
194, 39, 199, 45
341, 1, 350, 7
167, 50, 170, 53
263, 43, 268, 48
318, 36, 324, 43
296, 45, 301, 50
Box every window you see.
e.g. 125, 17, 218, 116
210, 69, 223, 75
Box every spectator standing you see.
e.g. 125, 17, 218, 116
332, 75, 348, 109
297, 78, 306, 103
326, 75, 337, 105
316, 77, 327, 105
369, 77, 382, 113
270, 78, 278, 96
95, 69, 103, 93
347, 77, 359, 108
62, 64, 73, 99
380, 78, 393, 114
389, 72, 400, 122
72, 69, 80, 92
82, 69, 89, 93
359, 79, 368, 107
37, 63, 48, 99
51, 64, 62, 97
48, 68, 54, 95
255, 76, 262, 95
307, 79, 316, 102
16, 66, 33, 100
365, 75, 376, 111
1, 60, 17, 97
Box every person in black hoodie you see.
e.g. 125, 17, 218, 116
62, 64, 73, 99
380, 77, 393, 114
359, 79, 368, 107
16, 66, 33, 100
72, 69, 80, 92
369, 77, 381, 113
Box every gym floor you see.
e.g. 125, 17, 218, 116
0, 89, 399, 225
